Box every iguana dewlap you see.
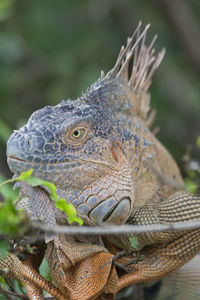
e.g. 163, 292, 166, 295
1, 22, 200, 300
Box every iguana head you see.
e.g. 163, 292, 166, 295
7, 23, 164, 224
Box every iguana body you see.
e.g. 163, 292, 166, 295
1, 23, 200, 299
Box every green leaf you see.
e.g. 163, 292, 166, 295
0, 240, 9, 259
16, 170, 58, 201
0, 169, 83, 226
0, 199, 26, 236
0, 174, 17, 201
41, 181, 57, 201
21, 176, 45, 187
20, 174, 57, 201
17, 169, 33, 180
55, 199, 83, 225
26, 244, 33, 254
129, 236, 139, 250
0, 276, 6, 289
22, 175, 83, 225
39, 257, 52, 282
0, 178, 14, 190
19, 171, 83, 225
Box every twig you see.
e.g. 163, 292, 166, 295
32, 219, 200, 235
0, 286, 28, 299
0, 286, 57, 300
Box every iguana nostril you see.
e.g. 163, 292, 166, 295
27, 139, 32, 150
26, 136, 45, 151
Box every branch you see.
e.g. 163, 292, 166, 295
33, 219, 200, 235
0, 286, 57, 299
0, 285, 28, 299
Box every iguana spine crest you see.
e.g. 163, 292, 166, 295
107, 22, 165, 91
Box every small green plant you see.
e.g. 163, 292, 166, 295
129, 236, 139, 250
0, 169, 83, 226
0, 241, 9, 259
0, 169, 83, 260
129, 236, 141, 264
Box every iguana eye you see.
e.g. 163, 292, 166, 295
66, 124, 90, 146
72, 128, 85, 139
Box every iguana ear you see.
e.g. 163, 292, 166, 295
110, 141, 125, 164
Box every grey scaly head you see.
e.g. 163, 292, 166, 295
7, 23, 165, 225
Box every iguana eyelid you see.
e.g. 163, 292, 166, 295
65, 122, 91, 146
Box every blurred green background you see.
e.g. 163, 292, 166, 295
0, 0, 199, 179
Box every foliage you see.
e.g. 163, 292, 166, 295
0, 169, 83, 260
0, 169, 83, 233
16, 170, 83, 224
0, 241, 9, 259
0, 169, 83, 296
129, 236, 139, 251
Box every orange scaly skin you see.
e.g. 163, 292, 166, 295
0, 253, 67, 300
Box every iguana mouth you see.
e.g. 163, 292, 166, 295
8, 156, 27, 163
7, 156, 115, 174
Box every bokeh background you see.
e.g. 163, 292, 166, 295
0, 0, 199, 179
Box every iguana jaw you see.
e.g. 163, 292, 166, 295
7, 157, 134, 225
7, 149, 135, 225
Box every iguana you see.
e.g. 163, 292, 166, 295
1, 23, 200, 299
